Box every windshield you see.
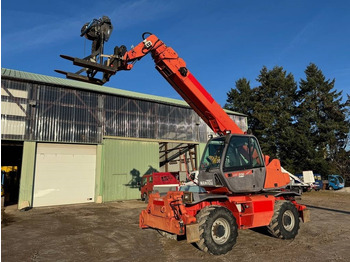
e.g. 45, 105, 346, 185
200, 137, 225, 170
338, 176, 344, 183
314, 175, 321, 180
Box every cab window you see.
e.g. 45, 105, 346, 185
200, 137, 225, 170
224, 136, 264, 171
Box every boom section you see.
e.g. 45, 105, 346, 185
120, 34, 243, 135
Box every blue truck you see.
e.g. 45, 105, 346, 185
326, 175, 345, 190
313, 174, 323, 191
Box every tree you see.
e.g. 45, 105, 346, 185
254, 66, 298, 169
225, 78, 257, 129
295, 63, 349, 176
225, 63, 349, 178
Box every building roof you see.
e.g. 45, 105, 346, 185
1, 68, 246, 116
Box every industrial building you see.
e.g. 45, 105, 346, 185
1, 68, 247, 209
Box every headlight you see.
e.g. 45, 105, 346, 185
183, 192, 193, 204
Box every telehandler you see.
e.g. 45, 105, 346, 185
57, 17, 309, 255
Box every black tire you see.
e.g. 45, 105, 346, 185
267, 201, 300, 239
196, 206, 238, 255
329, 186, 334, 190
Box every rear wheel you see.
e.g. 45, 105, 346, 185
196, 206, 238, 255
267, 201, 300, 239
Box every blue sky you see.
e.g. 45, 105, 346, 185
2, 0, 350, 107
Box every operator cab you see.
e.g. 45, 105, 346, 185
198, 134, 266, 193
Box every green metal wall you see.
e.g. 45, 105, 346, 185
94, 144, 103, 202
101, 139, 159, 202
18, 141, 36, 209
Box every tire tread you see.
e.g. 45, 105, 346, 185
267, 200, 300, 239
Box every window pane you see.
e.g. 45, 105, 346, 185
200, 137, 225, 169
224, 136, 263, 171
249, 137, 264, 168
224, 136, 250, 170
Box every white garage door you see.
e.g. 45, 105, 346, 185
33, 143, 96, 207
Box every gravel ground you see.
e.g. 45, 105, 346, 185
2, 189, 350, 262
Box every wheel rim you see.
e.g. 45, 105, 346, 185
211, 217, 230, 245
282, 210, 295, 231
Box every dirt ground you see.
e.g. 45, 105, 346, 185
2, 189, 350, 262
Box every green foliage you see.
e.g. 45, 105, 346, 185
225, 63, 350, 177
295, 64, 349, 175
254, 66, 297, 163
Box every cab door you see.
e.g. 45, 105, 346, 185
222, 135, 266, 192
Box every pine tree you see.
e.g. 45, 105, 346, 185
296, 63, 349, 176
225, 64, 349, 177
225, 78, 257, 130
254, 66, 297, 170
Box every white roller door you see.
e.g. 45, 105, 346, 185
33, 143, 96, 207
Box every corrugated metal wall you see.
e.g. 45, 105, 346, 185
101, 139, 159, 201
1, 78, 207, 143
1, 80, 29, 140
34, 85, 101, 143
104, 95, 198, 141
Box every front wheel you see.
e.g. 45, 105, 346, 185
267, 201, 300, 239
196, 206, 238, 255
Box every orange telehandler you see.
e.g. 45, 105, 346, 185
57, 19, 309, 255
